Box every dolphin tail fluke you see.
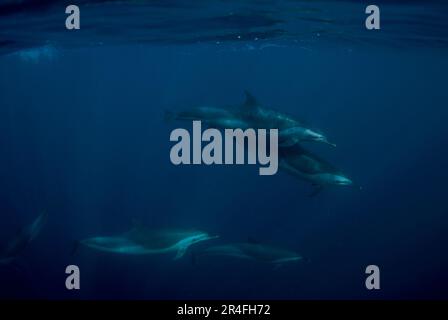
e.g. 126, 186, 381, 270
174, 245, 188, 260
29, 211, 48, 241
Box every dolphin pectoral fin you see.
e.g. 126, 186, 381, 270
309, 185, 323, 197
174, 245, 188, 260
322, 140, 337, 148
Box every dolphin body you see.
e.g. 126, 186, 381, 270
279, 144, 353, 195
236, 91, 336, 147
80, 225, 218, 260
166, 106, 251, 130
0, 212, 47, 265
199, 242, 302, 266
166, 91, 334, 147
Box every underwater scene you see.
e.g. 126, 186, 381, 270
0, 0, 448, 300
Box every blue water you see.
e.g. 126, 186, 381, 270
1, 1, 448, 300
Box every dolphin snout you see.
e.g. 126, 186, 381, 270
336, 176, 352, 186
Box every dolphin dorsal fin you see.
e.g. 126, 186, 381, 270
242, 90, 260, 109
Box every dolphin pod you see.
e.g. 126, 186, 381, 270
0, 91, 354, 276
167, 91, 353, 194
0, 214, 301, 269
77, 222, 302, 267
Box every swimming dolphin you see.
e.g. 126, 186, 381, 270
79, 224, 218, 260
279, 144, 353, 195
236, 91, 336, 147
165, 91, 335, 147
0, 212, 47, 265
197, 241, 302, 266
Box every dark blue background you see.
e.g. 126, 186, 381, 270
0, 41, 447, 299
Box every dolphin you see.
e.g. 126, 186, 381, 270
165, 91, 335, 147
0, 212, 47, 265
236, 91, 336, 147
197, 241, 302, 266
279, 144, 353, 195
79, 224, 219, 260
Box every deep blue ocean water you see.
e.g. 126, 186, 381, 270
0, 0, 448, 299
